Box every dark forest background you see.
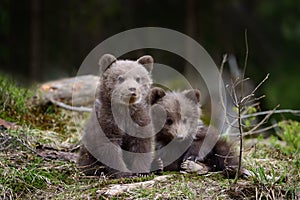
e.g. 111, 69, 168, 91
0, 0, 299, 111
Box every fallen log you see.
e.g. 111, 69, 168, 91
35, 75, 98, 108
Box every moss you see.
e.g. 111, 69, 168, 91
0, 73, 80, 134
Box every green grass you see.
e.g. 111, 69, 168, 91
1, 126, 300, 199
277, 120, 300, 154
0, 74, 30, 122
0, 73, 299, 199
0, 73, 80, 134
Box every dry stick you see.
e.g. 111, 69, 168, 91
241, 73, 270, 105
242, 109, 300, 119
241, 29, 249, 99
234, 101, 243, 182
245, 94, 266, 105
227, 107, 300, 134
219, 54, 231, 128
227, 123, 279, 136
234, 29, 249, 183
97, 175, 173, 196
50, 98, 92, 112
247, 105, 280, 135
227, 73, 271, 132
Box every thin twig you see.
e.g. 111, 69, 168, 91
227, 123, 279, 136
234, 29, 248, 183
242, 109, 300, 119
243, 123, 279, 136
97, 175, 173, 196
226, 88, 299, 137
245, 95, 266, 104
247, 105, 280, 134
219, 54, 231, 129
235, 77, 250, 89
50, 98, 92, 112
242, 73, 269, 104
241, 29, 249, 99
234, 102, 243, 183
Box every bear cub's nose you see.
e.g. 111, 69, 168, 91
129, 88, 137, 96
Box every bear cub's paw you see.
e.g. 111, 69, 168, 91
181, 160, 209, 175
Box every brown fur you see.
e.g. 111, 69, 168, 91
152, 89, 238, 177
183, 126, 239, 178
77, 54, 158, 178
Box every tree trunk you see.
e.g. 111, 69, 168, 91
30, 0, 42, 82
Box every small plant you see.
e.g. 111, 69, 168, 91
276, 120, 300, 154
250, 166, 286, 186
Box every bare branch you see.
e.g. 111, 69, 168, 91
240, 93, 255, 104
242, 109, 300, 119
219, 54, 231, 128
235, 77, 251, 88
232, 85, 239, 106
234, 29, 248, 183
241, 29, 249, 99
242, 73, 270, 104
234, 101, 243, 182
227, 123, 279, 136
247, 105, 280, 134
50, 98, 92, 112
243, 123, 279, 136
245, 95, 266, 104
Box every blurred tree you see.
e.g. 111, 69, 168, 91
0, 0, 299, 111
0, 0, 10, 70
30, 0, 41, 82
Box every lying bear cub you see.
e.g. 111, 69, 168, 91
151, 89, 240, 178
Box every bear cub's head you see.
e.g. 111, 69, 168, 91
98, 54, 154, 105
154, 89, 202, 145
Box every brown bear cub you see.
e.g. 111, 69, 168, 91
151, 89, 239, 178
77, 54, 163, 178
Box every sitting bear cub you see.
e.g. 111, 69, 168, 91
152, 89, 239, 178
77, 54, 162, 178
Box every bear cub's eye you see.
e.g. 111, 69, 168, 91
183, 117, 187, 124
118, 76, 125, 83
166, 118, 174, 126
136, 77, 141, 83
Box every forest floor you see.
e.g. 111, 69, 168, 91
0, 75, 299, 199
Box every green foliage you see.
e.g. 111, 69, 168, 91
0, 74, 31, 121
276, 120, 300, 154
243, 106, 258, 130
231, 105, 258, 132
0, 74, 72, 133
248, 164, 297, 199
250, 166, 286, 186
245, 138, 300, 199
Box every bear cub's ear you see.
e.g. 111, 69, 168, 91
98, 54, 117, 74
137, 55, 154, 73
183, 89, 201, 104
150, 87, 166, 105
